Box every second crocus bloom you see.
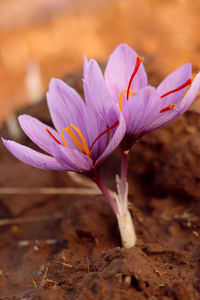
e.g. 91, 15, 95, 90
84, 43, 200, 248
85, 43, 200, 150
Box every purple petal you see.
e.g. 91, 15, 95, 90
47, 78, 107, 155
95, 105, 126, 166
157, 63, 192, 107
47, 78, 87, 133
2, 139, 67, 171
83, 56, 91, 106
104, 43, 147, 101
83, 57, 108, 158
149, 72, 200, 131
84, 107, 107, 161
123, 86, 161, 138
83, 55, 89, 80
50, 142, 93, 173
179, 72, 200, 113
18, 114, 61, 155
87, 59, 114, 123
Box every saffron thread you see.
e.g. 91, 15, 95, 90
61, 124, 90, 157
160, 104, 175, 113
89, 120, 119, 151
70, 124, 90, 157
127, 56, 144, 100
161, 78, 192, 98
46, 128, 61, 144
119, 88, 132, 111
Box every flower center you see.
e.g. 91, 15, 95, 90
61, 124, 90, 157
46, 121, 119, 157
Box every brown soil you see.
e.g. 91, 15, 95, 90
0, 71, 200, 300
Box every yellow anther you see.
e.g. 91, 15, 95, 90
61, 124, 90, 157
70, 124, 90, 157
61, 128, 69, 148
119, 88, 132, 112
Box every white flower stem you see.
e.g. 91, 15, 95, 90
93, 170, 137, 248
116, 209, 137, 248
117, 147, 137, 248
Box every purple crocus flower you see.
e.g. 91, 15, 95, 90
2, 78, 125, 181
82, 44, 200, 249
84, 43, 200, 149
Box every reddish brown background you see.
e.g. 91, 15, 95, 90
1, 0, 200, 124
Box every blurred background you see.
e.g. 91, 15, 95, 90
0, 0, 200, 125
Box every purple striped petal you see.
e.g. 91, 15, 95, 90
123, 86, 161, 138
18, 114, 61, 155
87, 59, 114, 123
47, 78, 107, 155
157, 63, 192, 107
83, 57, 108, 158
47, 78, 87, 133
149, 72, 200, 131
50, 142, 93, 173
2, 139, 67, 171
96, 105, 126, 166
179, 72, 200, 113
104, 43, 147, 101
83, 55, 91, 106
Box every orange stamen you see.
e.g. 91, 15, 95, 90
70, 124, 90, 157
161, 78, 192, 98
119, 88, 132, 111
127, 56, 144, 100
61, 124, 90, 157
160, 104, 175, 113
89, 120, 119, 152
46, 128, 61, 144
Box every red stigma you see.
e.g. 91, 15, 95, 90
89, 120, 119, 152
127, 56, 144, 100
161, 78, 192, 99
160, 104, 175, 113
46, 128, 61, 144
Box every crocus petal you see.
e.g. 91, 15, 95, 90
95, 105, 126, 166
2, 139, 67, 171
149, 72, 200, 131
18, 114, 61, 155
83, 56, 91, 106
157, 63, 192, 107
47, 78, 87, 133
50, 142, 93, 173
123, 86, 161, 138
87, 59, 114, 123
83, 56, 96, 108
84, 107, 107, 161
179, 72, 200, 113
83, 57, 108, 158
83, 55, 89, 80
47, 78, 107, 154
104, 43, 147, 101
